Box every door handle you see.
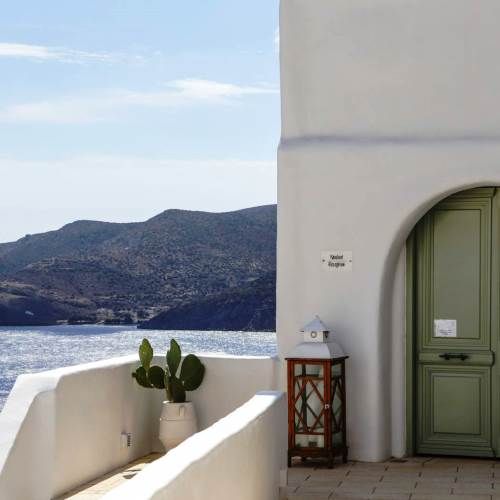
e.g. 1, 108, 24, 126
439, 353, 469, 361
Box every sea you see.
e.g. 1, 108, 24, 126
0, 325, 277, 412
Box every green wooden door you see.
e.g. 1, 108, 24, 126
414, 188, 498, 457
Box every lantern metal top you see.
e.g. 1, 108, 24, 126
286, 341, 345, 359
287, 315, 346, 359
301, 315, 329, 333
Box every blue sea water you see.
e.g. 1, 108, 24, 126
0, 325, 277, 411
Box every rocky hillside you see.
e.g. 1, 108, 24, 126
0, 206, 276, 327
140, 271, 275, 331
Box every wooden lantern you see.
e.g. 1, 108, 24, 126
286, 318, 348, 468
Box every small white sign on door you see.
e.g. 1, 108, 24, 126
321, 250, 352, 272
434, 319, 457, 338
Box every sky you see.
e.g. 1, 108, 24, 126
0, 1, 280, 243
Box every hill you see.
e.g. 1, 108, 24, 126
0, 206, 276, 328
139, 271, 275, 331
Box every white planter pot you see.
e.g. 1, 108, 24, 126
159, 401, 198, 451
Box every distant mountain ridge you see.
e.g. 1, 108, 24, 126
0, 206, 276, 329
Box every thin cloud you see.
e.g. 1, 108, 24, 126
0, 42, 115, 63
0, 155, 277, 242
0, 79, 279, 124
274, 28, 279, 53
0, 155, 276, 171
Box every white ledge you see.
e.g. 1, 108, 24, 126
103, 391, 286, 500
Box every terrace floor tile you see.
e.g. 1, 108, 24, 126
286, 456, 500, 500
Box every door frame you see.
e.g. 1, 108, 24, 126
405, 187, 500, 457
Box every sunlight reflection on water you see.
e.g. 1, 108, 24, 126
0, 325, 277, 411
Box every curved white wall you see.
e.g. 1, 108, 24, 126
103, 392, 286, 500
155, 354, 280, 433
280, 0, 500, 139
278, 0, 500, 461
0, 354, 279, 499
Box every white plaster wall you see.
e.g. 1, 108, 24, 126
103, 391, 286, 500
391, 249, 406, 457
52, 357, 154, 495
0, 354, 279, 499
0, 356, 153, 500
278, 0, 500, 461
278, 144, 500, 461
280, 0, 500, 139
0, 375, 56, 500
149, 354, 280, 451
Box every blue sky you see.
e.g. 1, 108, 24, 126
0, 1, 280, 242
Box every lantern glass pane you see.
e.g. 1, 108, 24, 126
293, 362, 326, 449
294, 363, 323, 378
331, 363, 343, 446
295, 434, 325, 448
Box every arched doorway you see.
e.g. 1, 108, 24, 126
406, 187, 500, 457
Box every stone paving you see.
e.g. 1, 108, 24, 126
56, 453, 163, 499
284, 456, 500, 500
57, 453, 500, 499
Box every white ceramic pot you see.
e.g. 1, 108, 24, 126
159, 401, 198, 451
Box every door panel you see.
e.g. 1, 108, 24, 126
417, 197, 491, 352
414, 189, 495, 456
433, 209, 481, 339
432, 373, 480, 435
418, 365, 491, 455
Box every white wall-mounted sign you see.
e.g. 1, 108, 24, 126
321, 250, 352, 272
434, 319, 457, 338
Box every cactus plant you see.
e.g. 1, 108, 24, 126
132, 338, 205, 402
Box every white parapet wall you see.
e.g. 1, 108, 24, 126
0, 354, 279, 500
103, 391, 286, 500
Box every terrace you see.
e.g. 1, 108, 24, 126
4, 351, 499, 500
0, 354, 285, 499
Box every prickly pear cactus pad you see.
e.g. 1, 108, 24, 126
132, 337, 205, 402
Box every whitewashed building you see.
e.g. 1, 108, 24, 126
278, 0, 500, 462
